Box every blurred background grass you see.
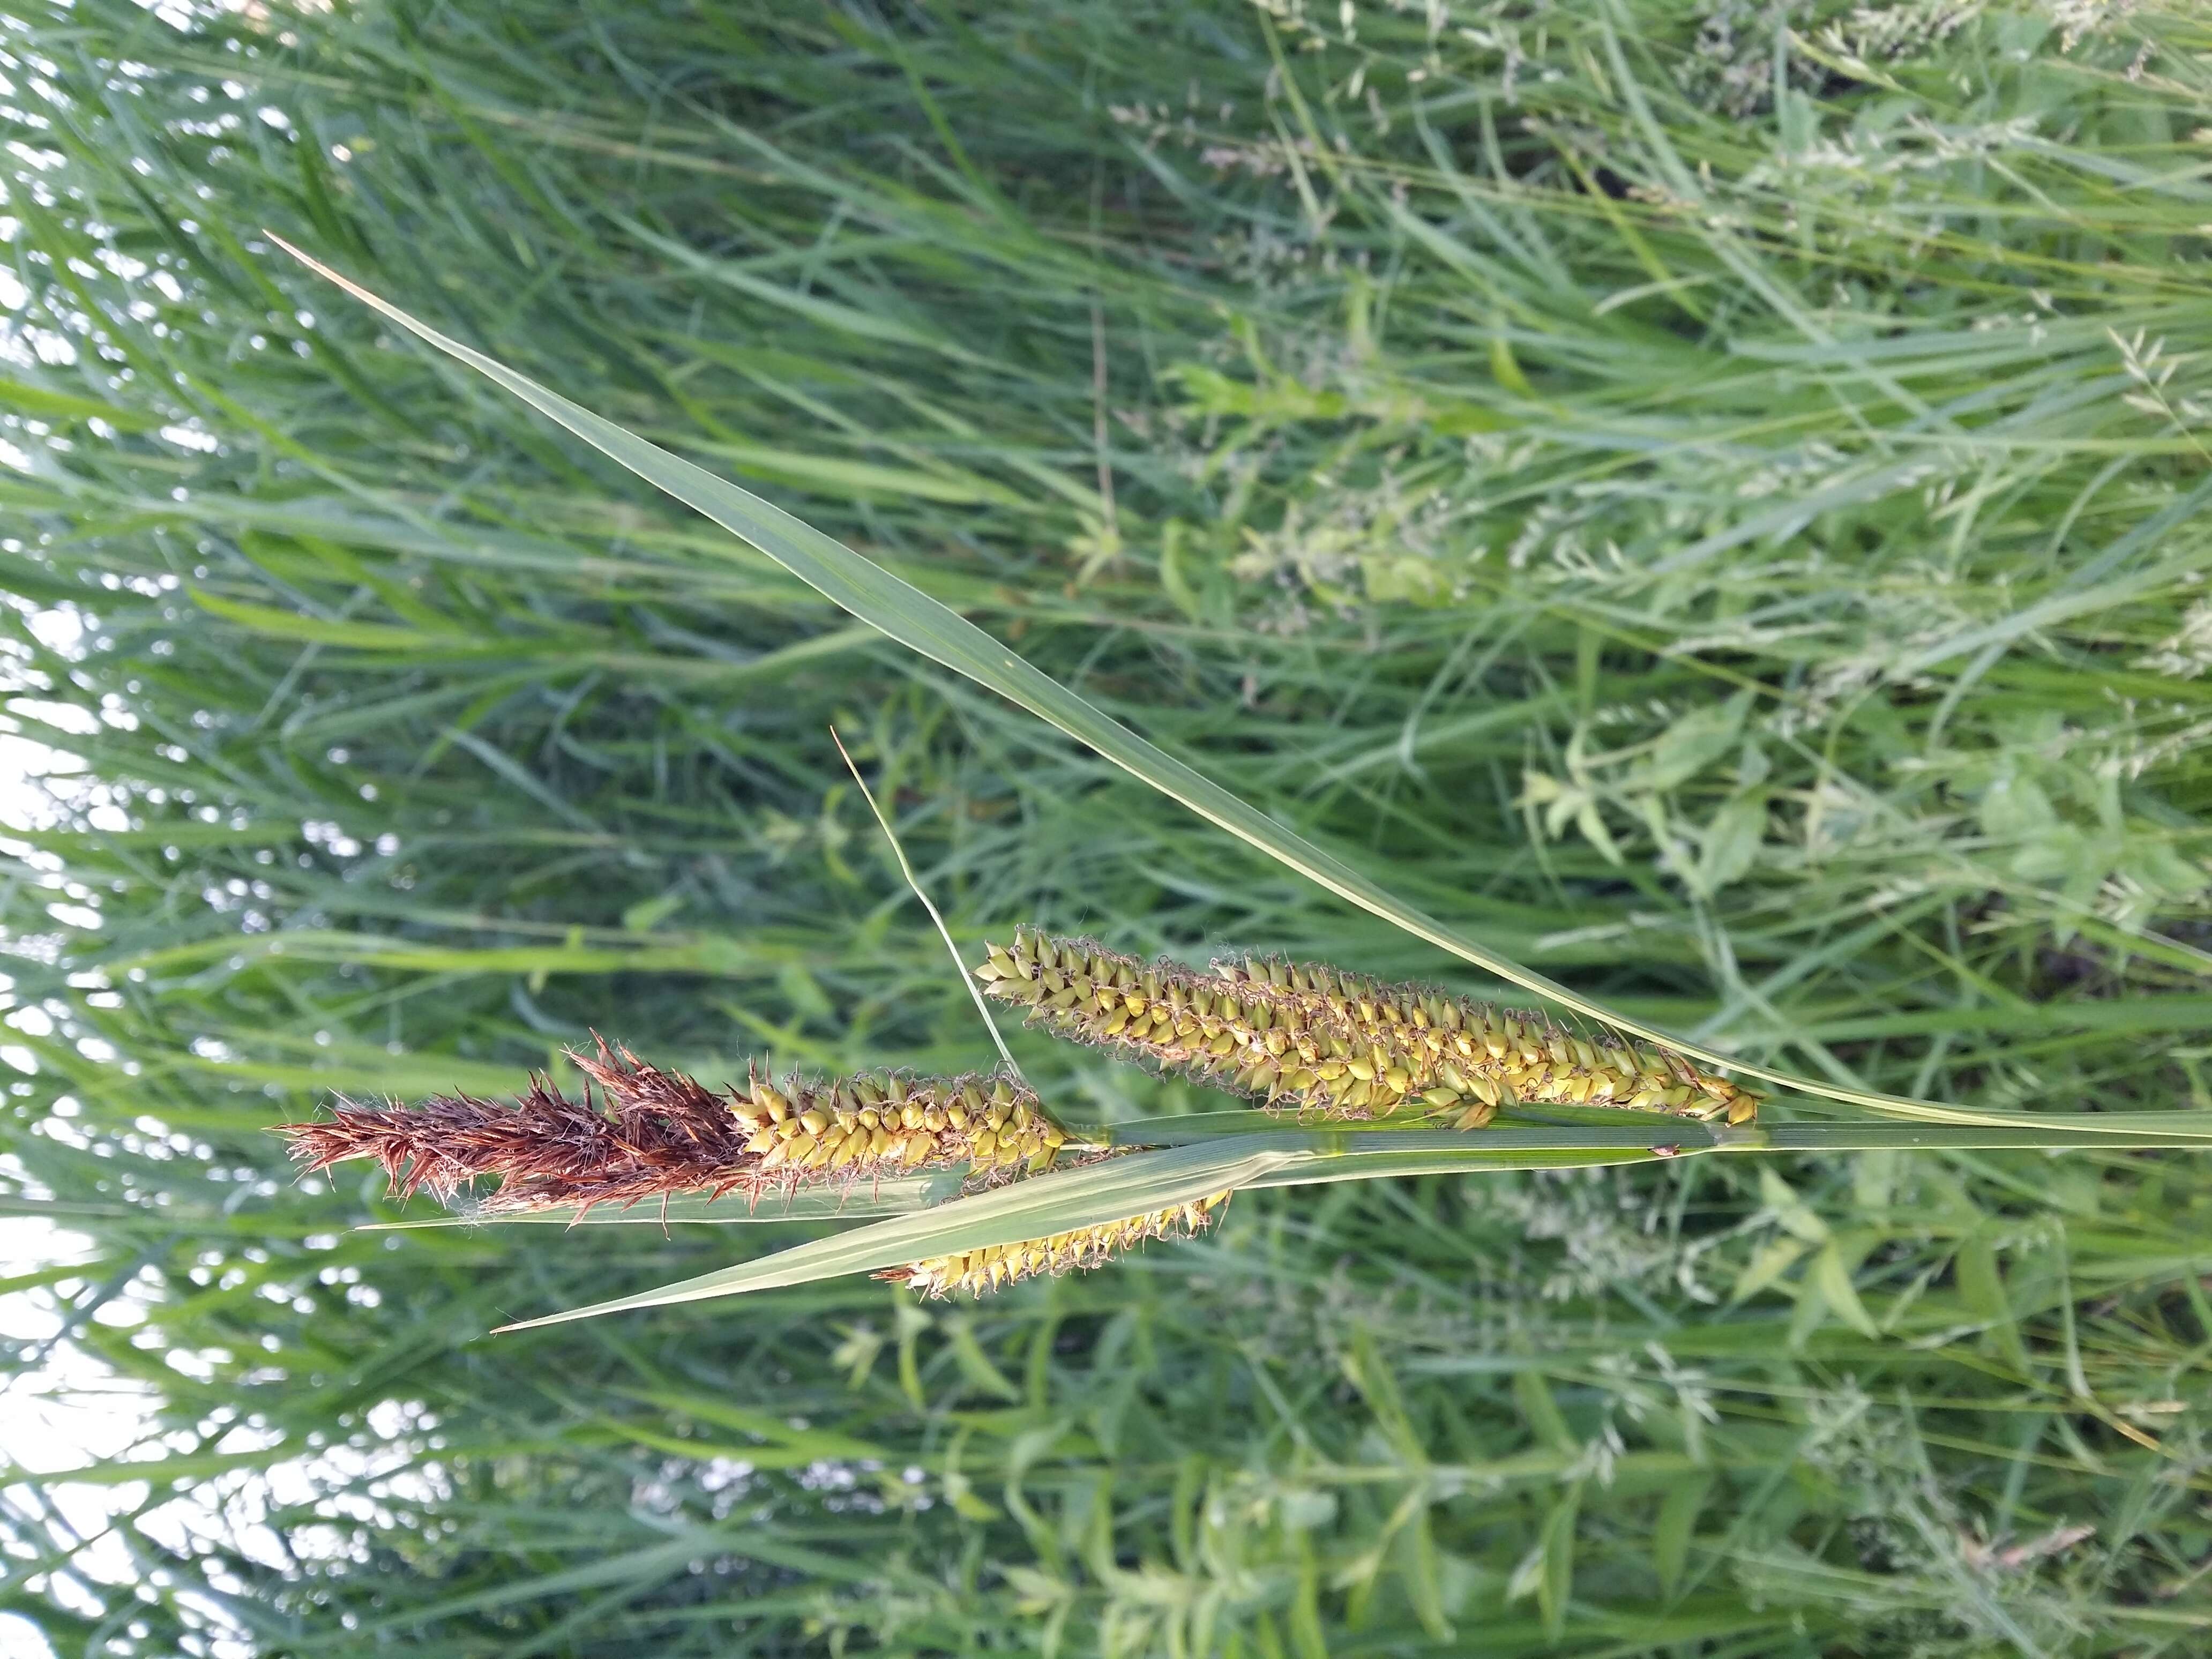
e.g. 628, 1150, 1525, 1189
3, 0, 2211, 1653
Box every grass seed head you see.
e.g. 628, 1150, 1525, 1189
877, 1189, 1231, 1298
975, 931, 1759, 1124
277, 1037, 1070, 1214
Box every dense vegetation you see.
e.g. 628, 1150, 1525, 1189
4, 1, 2211, 1653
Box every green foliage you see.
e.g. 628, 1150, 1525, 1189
4, 1, 2211, 1655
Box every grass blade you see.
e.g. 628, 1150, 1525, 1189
479, 1114, 2212, 1325
270, 236, 2193, 1138
831, 725, 1020, 1077
491, 1140, 1302, 1330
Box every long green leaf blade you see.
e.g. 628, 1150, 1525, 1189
502, 1109, 2212, 1325
272, 236, 2198, 1138
491, 1140, 1303, 1331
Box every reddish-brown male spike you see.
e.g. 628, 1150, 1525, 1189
278, 1037, 1070, 1216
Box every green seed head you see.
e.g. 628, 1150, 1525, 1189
970, 934, 1758, 1128
877, 1190, 1231, 1299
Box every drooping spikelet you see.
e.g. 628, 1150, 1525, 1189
877, 1190, 1231, 1298
973, 929, 1759, 1126
278, 1037, 1070, 1215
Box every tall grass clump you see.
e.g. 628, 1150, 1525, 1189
4, 1, 2211, 1655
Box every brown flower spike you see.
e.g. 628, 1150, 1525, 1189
974, 930, 1759, 1126
877, 1191, 1232, 1298
279, 1038, 1069, 1216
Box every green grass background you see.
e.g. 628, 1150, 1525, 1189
4, 0, 2212, 1652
